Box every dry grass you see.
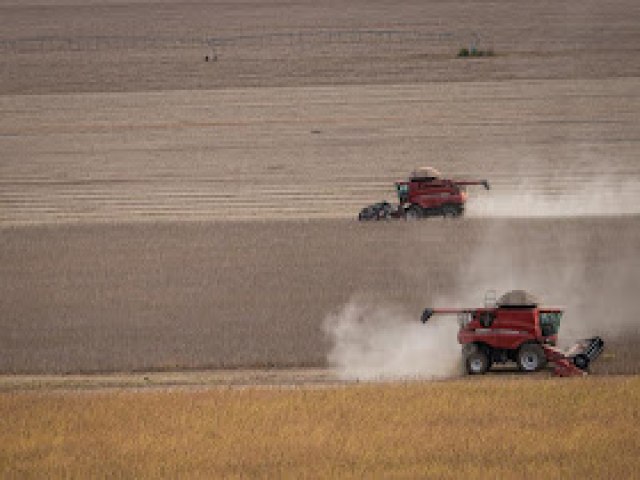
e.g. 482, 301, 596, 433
1, 377, 638, 478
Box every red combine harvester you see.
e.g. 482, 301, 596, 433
358, 167, 490, 220
420, 290, 604, 376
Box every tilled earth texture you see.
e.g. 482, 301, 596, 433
1, 0, 639, 376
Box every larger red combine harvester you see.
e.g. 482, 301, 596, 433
358, 167, 490, 220
420, 290, 604, 376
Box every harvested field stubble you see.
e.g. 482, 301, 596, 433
1, 78, 638, 225
1, 377, 639, 478
1, 217, 639, 374
2, 216, 640, 375
1, 0, 639, 380
2, 0, 640, 94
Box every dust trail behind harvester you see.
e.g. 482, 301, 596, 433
324, 171, 640, 379
456, 174, 640, 343
323, 301, 460, 380
432, 218, 640, 348
467, 178, 640, 218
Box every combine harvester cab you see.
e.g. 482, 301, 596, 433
420, 290, 604, 377
358, 167, 490, 221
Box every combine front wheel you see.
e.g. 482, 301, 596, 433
517, 344, 547, 372
405, 205, 423, 220
466, 350, 489, 374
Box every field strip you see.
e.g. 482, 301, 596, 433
0, 369, 346, 392
1, 376, 638, 478
1, 368, 632, 393
1, 78, 638, 225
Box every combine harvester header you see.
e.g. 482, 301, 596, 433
420, 290, 604, 377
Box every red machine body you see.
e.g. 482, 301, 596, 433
396, 177, 490, 218
447, 306, 560, 349
357, 167, 490, 221
421, 290, 604, 376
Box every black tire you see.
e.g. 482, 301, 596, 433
442, 204, 459, 218
466, 350, 490, 375
573, 354, 590, 371
405, 205, 423, 220
516, 343, 547, 372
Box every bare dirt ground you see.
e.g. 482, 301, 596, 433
0, 368, 345, 392
1, 0, 639, 381
1, 78, 639, 224
1, 218, 638, 375
1, 0, 639, 94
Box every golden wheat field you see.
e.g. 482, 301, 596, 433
2, 0, 640, 476
1, 377, 639, 478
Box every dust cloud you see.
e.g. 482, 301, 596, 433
435, 219, 640, 347
324, 177, 639, 378
323, 300, 461, 380
444, 173, 640, 343
467, 179, 640, 218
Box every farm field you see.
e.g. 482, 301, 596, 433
1, 217, 639, 374
1, 0, 640, 476
1, 376, 639, 478
2, 0, 639, 96
1, 78, 639, 225
1, 0, 639, 226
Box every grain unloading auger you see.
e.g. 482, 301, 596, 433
358, 167, 490, 220
420, 290, 604, 376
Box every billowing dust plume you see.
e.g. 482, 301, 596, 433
467, 179, 640, 218
433, 174, 640, 342
325, 171, 639, 378
323, 300, 460, 380
432, 218, 640, 347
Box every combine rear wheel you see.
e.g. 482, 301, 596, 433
517, 344, 547, 372
406, 205, 423, 220
465, 350, 490, 374
442, 204, 460, 218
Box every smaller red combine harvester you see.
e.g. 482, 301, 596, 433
421, 290, 604, 376
358, 166, 490, 220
